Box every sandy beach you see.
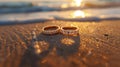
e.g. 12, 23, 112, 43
0, 20, 120, 67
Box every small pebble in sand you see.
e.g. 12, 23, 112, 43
87, 50, 92, 56
41, 60, 47, 64
104, 34, 109, 37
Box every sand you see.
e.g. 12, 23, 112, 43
0, 20, 120, 67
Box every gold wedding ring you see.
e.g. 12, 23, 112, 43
60, 26, 79, 36
42, 25, 60, 35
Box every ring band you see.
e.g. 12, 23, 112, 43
42, 25, 60, 35
61, 26, 79, 36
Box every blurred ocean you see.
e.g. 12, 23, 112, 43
0, 0, 120, 24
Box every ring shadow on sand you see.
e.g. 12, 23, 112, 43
19, 33, 80, 67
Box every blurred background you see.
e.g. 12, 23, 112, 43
0, 0, 120, 24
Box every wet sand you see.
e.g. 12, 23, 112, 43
0, 20, 120, 67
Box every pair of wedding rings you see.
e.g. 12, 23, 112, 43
42, 25, 79, 36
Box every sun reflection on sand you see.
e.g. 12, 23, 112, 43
61, 38, 75, 45
33, 40, 50, 54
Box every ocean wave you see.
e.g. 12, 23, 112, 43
0, 2, 120, 14
0, 6, 59, 14
0, 2, 33, 8
0, 3, 120, 25
0, 17, 120, 25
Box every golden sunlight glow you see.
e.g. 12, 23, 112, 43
72, 10, 85, 18
61, 0, 83, 8
61, 4, 68, 8
74, 0, 83, 7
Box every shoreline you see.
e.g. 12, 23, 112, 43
0, 18, 120, 25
